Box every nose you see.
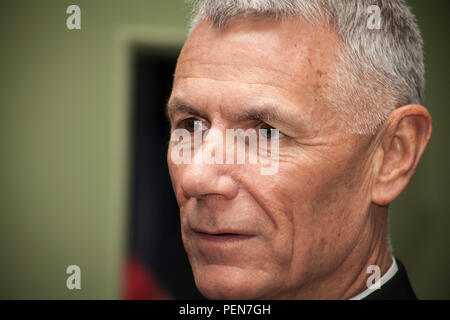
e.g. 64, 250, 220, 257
180, 162, 238, 200
179, 129, 239, 200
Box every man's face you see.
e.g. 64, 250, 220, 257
167, 18, 376, 299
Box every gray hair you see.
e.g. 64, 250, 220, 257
186, 0, 424, 134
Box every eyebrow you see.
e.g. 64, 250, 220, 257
167, 98, 293, 127
166, 99, 208, 121
236, 107, 284, 123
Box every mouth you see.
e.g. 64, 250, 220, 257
193, 230, 255, 243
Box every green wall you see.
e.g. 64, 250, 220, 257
0, 0, 448, 299
390, 0, 450, 300
0, 0, 189, 299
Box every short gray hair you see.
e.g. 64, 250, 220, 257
186, 0, 424, 134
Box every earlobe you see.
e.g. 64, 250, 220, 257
372, 105, 432, 206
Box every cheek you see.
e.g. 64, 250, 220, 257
246, 150, 367, 281
231, 163, 323, 296
289, 154, 369, 276
167, 145, 178, 186
167, 147, 188, 207
239, 164, 311, 266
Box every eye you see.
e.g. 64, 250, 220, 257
182, 118, 196, 132
179, 118, 207, 133
258, 123, 285, 139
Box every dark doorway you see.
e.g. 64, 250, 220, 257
125, 48, 204, 300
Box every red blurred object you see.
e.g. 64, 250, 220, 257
123, 255, 170, 300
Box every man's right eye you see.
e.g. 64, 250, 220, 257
179, 118, 204, 133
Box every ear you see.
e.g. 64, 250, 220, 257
372, 105, 432, 206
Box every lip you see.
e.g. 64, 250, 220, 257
193, 229, 255, 243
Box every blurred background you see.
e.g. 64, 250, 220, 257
0, 0, 448, 299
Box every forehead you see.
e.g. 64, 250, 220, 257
180, 17, 339, 72
177, 17, 339, 79
172, 17, 341, 129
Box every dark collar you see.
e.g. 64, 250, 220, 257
363, 258, 417, 300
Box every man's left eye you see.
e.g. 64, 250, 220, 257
258, 123, 285, 139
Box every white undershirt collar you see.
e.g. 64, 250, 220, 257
349, 257, 398, 300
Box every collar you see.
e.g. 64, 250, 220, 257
349, 257, 398, 300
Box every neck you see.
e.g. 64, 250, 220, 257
337, 204, 393, 299
294, 204, 393, 299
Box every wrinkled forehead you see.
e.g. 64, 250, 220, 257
175, 17, 341, 87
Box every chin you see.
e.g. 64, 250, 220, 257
192, 264, 275, 300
